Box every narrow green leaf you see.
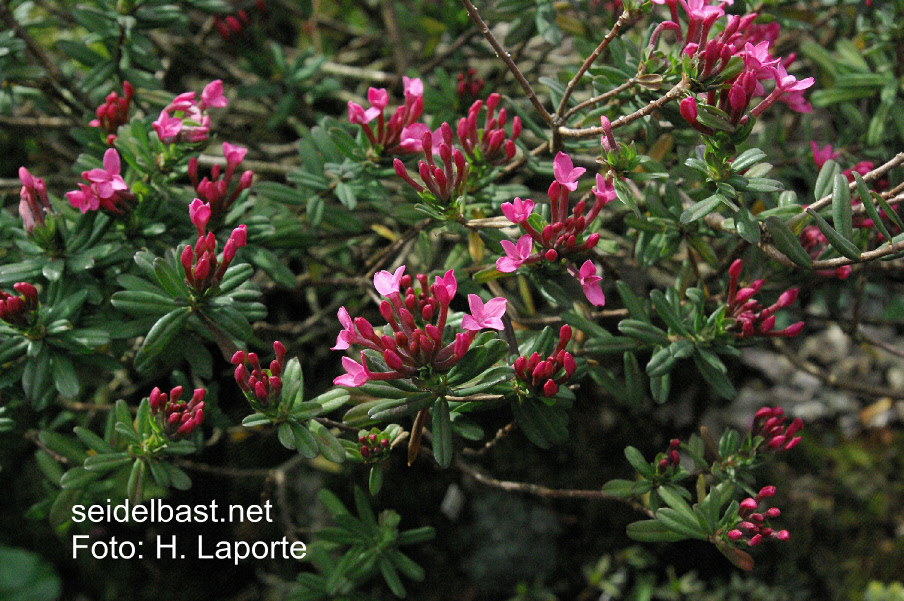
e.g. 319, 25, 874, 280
806, 209, 861, 261
765, 217, 813, 268
626, 519, 687, 542
656, 507, 708, 540
431, 398, 453, 469
618, 319, 670, 345
308, 420, 346, 463
646, 346, 678, 377
814, 160, 840, 202
615, 281, 649, 321
854, 173, 892, 243
84, 452, 132, 472
133, 307, 191, 370
623, 351, 645, 406
127, 459, 145, 504
291, 421, 319, 459
680, 194, 723, 224
832, 173, 854, 241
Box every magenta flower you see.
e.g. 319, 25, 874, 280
591, 173, 616, 205
552, 152, 586, 192
332, 307, 355, 350
223, 142, 248, 167
18, 167, 51, 234
348, 101, 379, 125
434, 269, 458, 304
200, 79, 228, 110
462, 294, 507, 331
334, 353, 370, 387
152, 110, 183, 143
501, 197, 535, 225
497, 235, 534, 273
368, 87, 389, 110
578, 260, 606, 306
83, 148, 128, 200
403, 76, 423, 98
374, 266, 406, 296
188, 198, 212, 236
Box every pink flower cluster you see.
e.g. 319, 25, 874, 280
655, 1, 813, 132
65, 148, 136, 215
332, 266, 507, 387
180, 199, 247, 295
149, 386, 206, 440
726, 486, 789, 546
725, 260, 804, 338
152, 80, 227, 145
657, 438, 682, 473
89, 81, 133, 145
0, 282, 38, 327
18, 167, 52, 234
496, 152, 612, 306
358, 430, 391, 462
214, 0, 265, 41
348, 77, 427, 155
188, 142, 254, 219
457, 93, 521, 166
231, 341, 287, 407
798, 226, 853, 279
393, 123, 469, 203
752, 406, 803, 452
513, 325, 576, 397
457, 68, 485, 100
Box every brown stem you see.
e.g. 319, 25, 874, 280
563, 79, 637, 121
455, 459, 654, 517
461, 421, 517, 457
556, 9, 636, 117
460, 0, 553, 124
558, 75, 690, 139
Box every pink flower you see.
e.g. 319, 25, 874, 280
374, 265, 406, 296
742, 41, 778, 76
403, 76, 423, 98
368, 87, 389, 110
223, 142, 248, 167
152, 110, 183, 143
462, 294, 507, 331
200, 79, 228, 110
434, 269, 457, 304
501, 197, 535, 224
578, 260, 606, 306
332, 306, 354, 350
552, 152, 585, 192
591, 173, 616, 205
82, 148, 128, 200
188, 198, 212, 236
334, 352, 370, 387
348, 101, 380, 125
496, 234, 533, 273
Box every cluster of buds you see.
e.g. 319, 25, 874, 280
657, 438, 682, 473
18, 167, 53, 235
89, 81, 133, 144
513, 325, 576, 397
152, 80, 227, 145
333, 266, 507, 387
231, 341, 286, 408
188, 142, 254, 220
358, 428, 392, 462
65, 148, 136, 216
347, 77, 426, 155
798, 226, 853, 280
393, 123, 469, 205
456, 93, 521, 166
653, 1, 813, 132
726, 486, 789, 546
456, 68, 485, 100
725, 260, 804, 338
752, 406, 803, 453
148, 386, 206, 440
496, 152, 613, 306
0, 282, 39, 328
214, 0, 265, 41
180, 199, 247, 295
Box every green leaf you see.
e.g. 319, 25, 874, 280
731, 148, 767, 172
680, 194, 723, 224
334, 182, 357, 210
60, 466, 101, 490
650, 290, 689, 336
42, 259, 65, 282
854, 173, 893, 243
84, 452, 132, 472
624, 446, 654, 479
369, 466, 384, 495
308, 420, 346, 463
814, 160, 840, 202
733, 206, 760, 245
765, 217, 813, 268
127, 459, 146, 503
0, 546, 62, 601
602, 478, 653, 497
153, 257, 189, 299
133, 307, 191, 371
292, 421, 320, 459
510, 397, 568, 449
626, 519, 687, 543
832, 173, 854, 242
655, 507, 708, 540
623, 351, 645, 406
618, 320, 669, 345
806, 209, 861, 261
73, 427, 114, 454
431, 398, 453, 469
646, 346, 678, 377
615, 281, 649, 321
397, 526, 436, 546
693, 349, 736, 399
51, 353, 80, 398
380, 557, 407, 598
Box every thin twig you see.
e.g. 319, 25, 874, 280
556, 9, 636, 117
461, 421, 517, 457
460, 0, 553, 124
558, 75, 690, 138
563, 78, 637, 121
455, 459, 654, 517
380, 0, 408, 79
